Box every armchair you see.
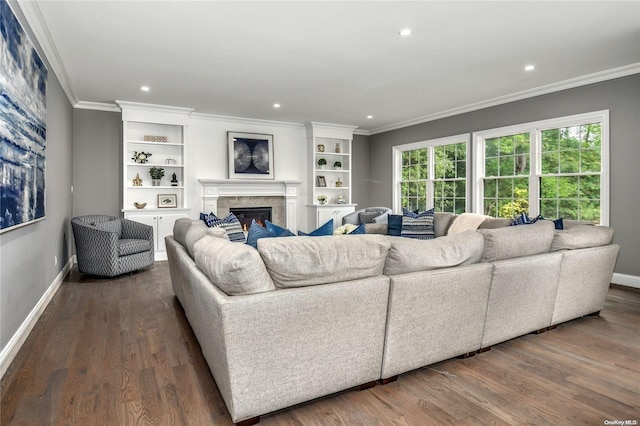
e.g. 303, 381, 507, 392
342, 207, 392, 225
71, 215, 154, 277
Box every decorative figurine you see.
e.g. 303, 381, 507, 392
132, 173, 143, 186
335, 178, 343, 187
317, 144, 325, 152
171, 173, 179, 186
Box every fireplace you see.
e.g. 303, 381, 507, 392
230, 207, 272, 232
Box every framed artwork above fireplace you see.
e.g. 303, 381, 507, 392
228, 132, 274, 180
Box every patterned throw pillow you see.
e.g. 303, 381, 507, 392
358, 211, 379, 224
298, 219, 334, 236
200, 212, 219, 227
400, 208, 435, 240
207, 213, 246, 242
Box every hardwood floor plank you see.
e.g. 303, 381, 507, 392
2, 262, 639, 425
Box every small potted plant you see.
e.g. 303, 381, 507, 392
317, 158, 327, 169
333, 161, 342, 170
149, 167, 165, 186
317, 195, 327, 205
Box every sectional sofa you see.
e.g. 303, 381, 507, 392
165, 214, 618, 425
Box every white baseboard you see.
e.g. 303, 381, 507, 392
0, 257, 74, 380
612, 273, 640, 289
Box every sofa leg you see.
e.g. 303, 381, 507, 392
587, 310, 601, 317
457, 350, 477, 359
379, 376, 398, 385
236, 416, 260, 426
359, 381, 377, 390
478, 346, 491, 353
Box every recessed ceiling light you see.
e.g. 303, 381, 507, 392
367, 115, 373, 119
399, 28, 412, 37
140, 86, 150, 92
524, 65, 536, 71
273, 103, 281, 108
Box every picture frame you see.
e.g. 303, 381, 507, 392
228, 132, 274, 179
316, 176, 327, 187
158, 194, 177, 208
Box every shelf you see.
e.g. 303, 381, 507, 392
127, 140, 183, 147
127, 185, 184, 189
315, 186, 349, 190
127, 163, 184, 167
315, 168, 348, 173
315, 151, 349, 157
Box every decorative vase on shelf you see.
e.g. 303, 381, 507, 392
336, 195, 345, 204
335, 143, 341, 153
152, 179, 161, 186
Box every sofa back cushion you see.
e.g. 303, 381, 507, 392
478, 220, 554, 262
185, 221, 228, 258
258, 234, 391, 288
173, 218, 195, 248
550, 225, 614, 251
383, 230, 484, 276
194, 235, 276, 295
434, 212, 456, 237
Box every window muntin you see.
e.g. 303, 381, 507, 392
394, 135, 469, 213
473, 111, 608, 225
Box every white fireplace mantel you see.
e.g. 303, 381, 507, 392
198, 179, 302, 230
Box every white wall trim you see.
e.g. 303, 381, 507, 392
190, 112, 305, 129
74, 101, 121, 112
0, 257, 73, 380
612, 273, 640, 289
368, 63, 640, 135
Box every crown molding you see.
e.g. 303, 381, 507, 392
16, 1, 78, 106
368, 63, 640, 136
190, 112, 305, 129
74, 101, 120, 113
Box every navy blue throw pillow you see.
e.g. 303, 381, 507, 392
388, 214, 403, 236
298, 219, 334, 236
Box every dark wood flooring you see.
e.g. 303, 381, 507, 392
2, 261, 639, 425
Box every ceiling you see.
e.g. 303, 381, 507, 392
19, 1, 640, 134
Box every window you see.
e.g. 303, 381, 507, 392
473, 111, 609, 224
393, 135, 469, 213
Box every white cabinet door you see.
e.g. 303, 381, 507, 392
316, 206, 356, 230
156, 213, 187, 252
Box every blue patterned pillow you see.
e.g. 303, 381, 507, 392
298, 219, 334, 236
208, 213, 246, 242
200, 212, 219, 227
387, 214, 403, 236
246, 220, 277, 249
511, 213, 544, 226
401, 215, 435, 240
402, 207, 435, 219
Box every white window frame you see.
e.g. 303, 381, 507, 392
472, 110, 609, 225
392, 134, 471, 213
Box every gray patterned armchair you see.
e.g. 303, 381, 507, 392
71, 215, 154, 277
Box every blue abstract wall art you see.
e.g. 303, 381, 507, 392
0, 0, 47, 232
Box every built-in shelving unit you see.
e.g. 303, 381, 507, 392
117, 101, 194, 259
306, 122, 358, 229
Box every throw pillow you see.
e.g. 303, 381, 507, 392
387, 214, 403, 236
401, 215, 435, 240
207, 213, 246, 242
298, 219, 333, 236
245, 220, 277, 249
553, 218, 564, 230
358, 211, 379, 224
402, 207, 435, 219
265, 219, 295, 237
200, 212, 218, 227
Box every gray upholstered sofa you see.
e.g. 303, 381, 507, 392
165, 215, 619, 425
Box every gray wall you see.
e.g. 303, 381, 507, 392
369, 74, 640, 277
351, 134, 371, 209
72, 109, 121, 217
0, 8, 74, 351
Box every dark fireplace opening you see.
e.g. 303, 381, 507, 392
230, 207, 272, 232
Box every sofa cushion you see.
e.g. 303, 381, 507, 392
185, 221, 228, 258
478, 220, 555, 262
117, 238, 152, 256
446, 213, 490, 235
173, 217, 195, 247
258, 235, 391, 288
434, 212, 456, 237
478, 217, 513, 229
550, 225, 614, 251
383, 230, 485, 276
194, 235, 276, 295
